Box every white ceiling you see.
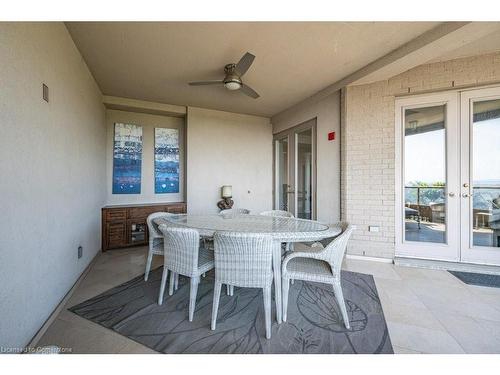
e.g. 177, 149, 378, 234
66, 22, 500, 118
429, 27, 500, 63
66, 22, 446, 117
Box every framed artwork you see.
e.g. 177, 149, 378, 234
112, 123, 142, 194
154, 128, 180, 193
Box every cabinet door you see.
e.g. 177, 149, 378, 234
107, 222, 127, 249
128, 219, 148, 246
105, 209, 127, 222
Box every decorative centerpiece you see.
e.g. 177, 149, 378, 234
217, 185, 234, 210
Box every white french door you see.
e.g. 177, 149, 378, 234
396, 92, 461, 262
396, 86, 500, 265
273, 119, 316, 219
460, 87, 500, 265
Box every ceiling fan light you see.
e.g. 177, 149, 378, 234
224, 81, 241, 91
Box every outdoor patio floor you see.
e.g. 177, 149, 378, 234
36, 245, 500, 354
405, 221, 497, 247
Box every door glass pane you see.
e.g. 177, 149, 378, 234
296, 128, 313, 219
471, 99, 500, 247
276, 138, 289, 211
404, 105, 446, 243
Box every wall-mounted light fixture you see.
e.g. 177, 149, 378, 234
221, 185, 232, 198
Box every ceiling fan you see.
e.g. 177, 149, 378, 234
188, 52, 260, 99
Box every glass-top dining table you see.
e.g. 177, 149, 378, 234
154, 213, 342, 323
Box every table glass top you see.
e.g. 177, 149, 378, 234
157, 214, 329, 234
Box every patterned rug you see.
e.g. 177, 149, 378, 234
69, 268, 393, 354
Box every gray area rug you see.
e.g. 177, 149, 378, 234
69, 268, 393, 354
449, 270, 500, 288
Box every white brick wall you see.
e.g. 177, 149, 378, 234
342, 51, 500, 259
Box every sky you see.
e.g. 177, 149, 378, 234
405, 118, 500, 185
473, 118, 500, 183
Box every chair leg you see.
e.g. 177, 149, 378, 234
188, 276, 200, 322
158, 268, 169, 305
291, 279, 294, 285
229, 285, 234, 296
282, 277, 290, 322
144, 250, 154, 281
263, 286, 272, 339
168, 271, 175, 296
226, 284, 231, 296
174, 273, 179, 291
211, 281, 222, 330
332, 280, 350, 329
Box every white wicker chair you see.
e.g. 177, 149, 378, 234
145, 212, 175, 282
219, 208, 250, 215
157, 226, 215, 322
211, 232, 274, 339
218, 209, 251, 283
281, 222, 354, 328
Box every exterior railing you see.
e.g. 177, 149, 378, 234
405, 185, 500, 228
405, 186, 445, 208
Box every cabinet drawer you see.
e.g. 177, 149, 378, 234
106, 209, 127, 222
167, 204, 186, 213
107, 222, 127, 248
129, 206, 165, 219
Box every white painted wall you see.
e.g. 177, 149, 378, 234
186, 107, 273, 214
0, 23, 106, 348
105, 109, 185, 205
271, 92, 341, 224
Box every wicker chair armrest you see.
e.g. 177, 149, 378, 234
282, 248, 323, 270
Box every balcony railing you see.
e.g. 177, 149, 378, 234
405, 185, 500, 228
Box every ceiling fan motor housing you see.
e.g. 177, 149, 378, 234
223, 63, 242, 90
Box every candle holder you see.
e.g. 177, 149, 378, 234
217, 197, 234, 210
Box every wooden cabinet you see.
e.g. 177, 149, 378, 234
101, 202, 187, 251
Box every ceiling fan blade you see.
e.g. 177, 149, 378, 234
240, 84, 260, 99
189, 80, 223, 86
235, 52, 255, 76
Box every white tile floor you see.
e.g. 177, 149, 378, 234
37, 246, 500, 354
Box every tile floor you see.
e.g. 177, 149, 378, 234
37, 246, 500, 354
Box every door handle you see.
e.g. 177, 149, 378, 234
448, 192, 455, 197
462, 193, 471, 198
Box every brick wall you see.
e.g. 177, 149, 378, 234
342, 52, 500, 259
